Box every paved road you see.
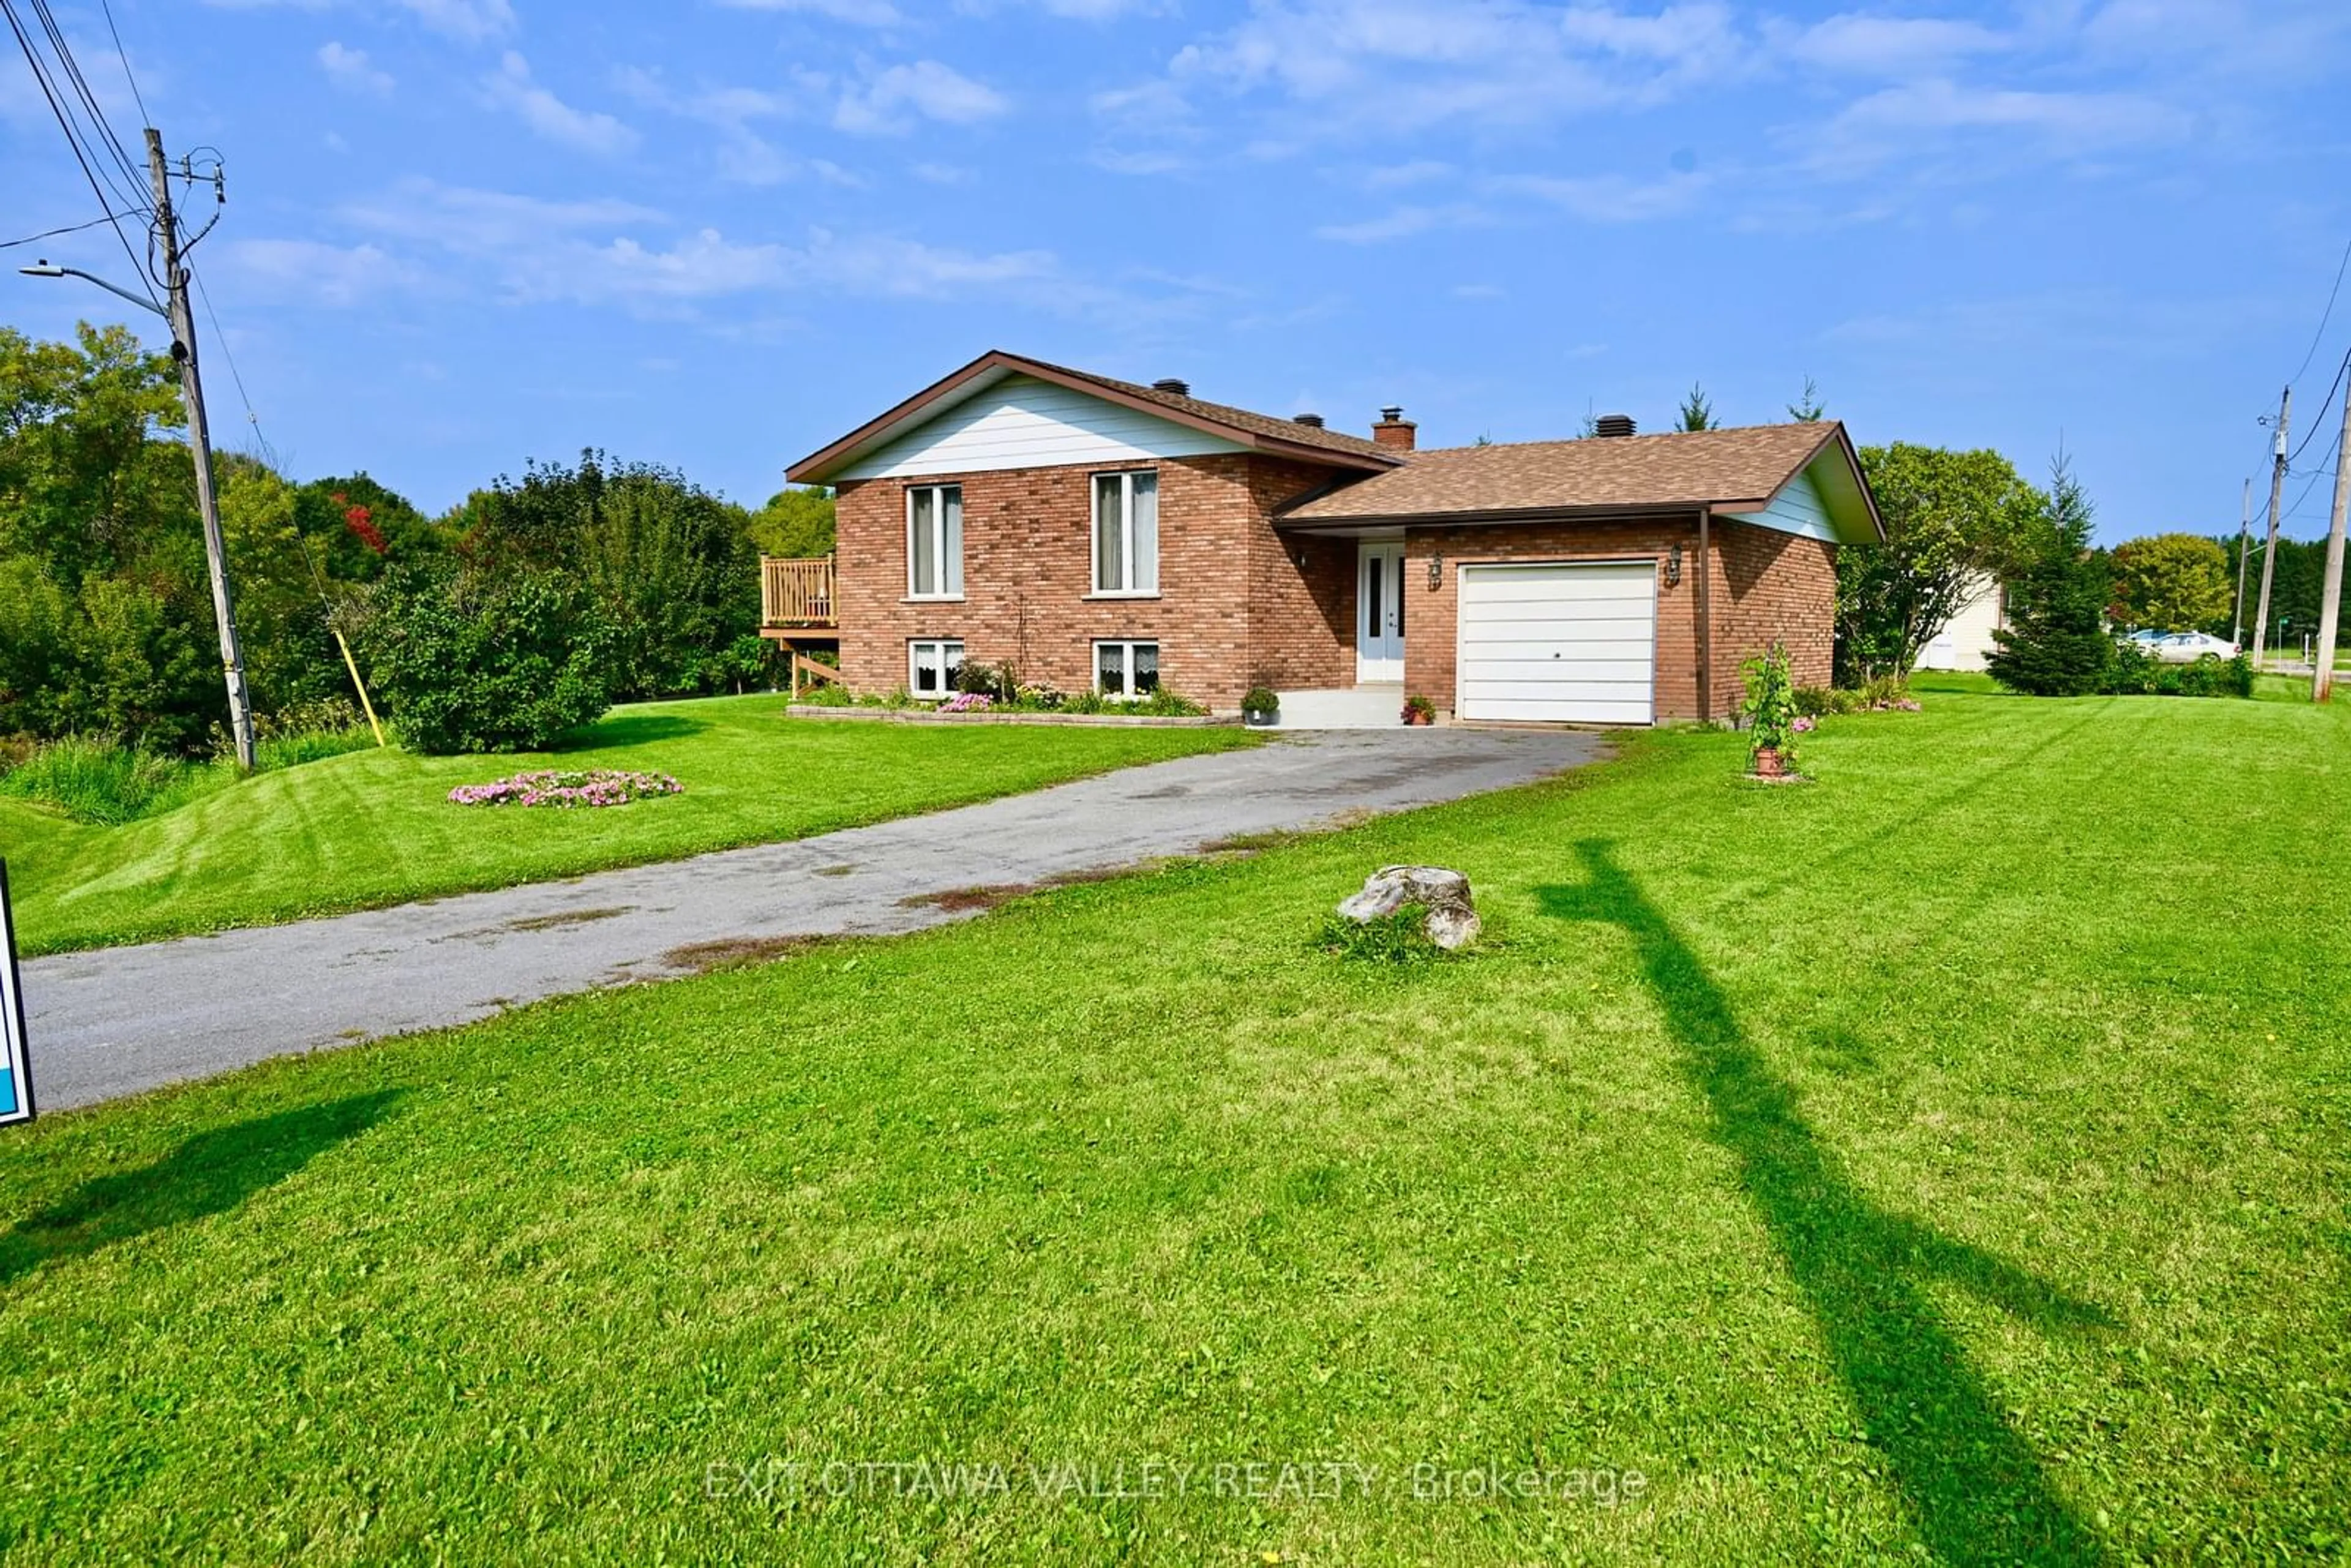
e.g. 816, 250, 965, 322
23, 729, 1602, 1111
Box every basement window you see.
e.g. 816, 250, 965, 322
1094, 640, 1160, 700
909, 639, 964, 699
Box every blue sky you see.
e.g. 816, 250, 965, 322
4, 0, 2347, 541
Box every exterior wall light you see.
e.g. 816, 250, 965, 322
1427, 552, 1442, 590
1666, 542, 1683, 587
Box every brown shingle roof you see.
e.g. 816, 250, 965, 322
787, 350, 1401, 482
1029, 356, 1399, 464
1281, 422, 1848, 522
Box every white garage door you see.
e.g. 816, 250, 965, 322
1457, 560, 1657, 724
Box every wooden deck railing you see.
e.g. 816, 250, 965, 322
761, 555, 838, 629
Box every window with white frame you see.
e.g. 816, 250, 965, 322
1094, 640, 1160, 700
906, 484, 963, 599
1091, 470, 1158, 595
909, 639, 964, 699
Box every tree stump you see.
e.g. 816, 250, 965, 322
1335, 865, 1482, 950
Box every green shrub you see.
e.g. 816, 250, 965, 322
793, 682, 854, 707
1060, 689, 1112, 715
359, 565, 617, 754
1242, 686, 1280, 714
2102, 643, 2254, 700
1740, 642, 1801, 768
1131, 687, 1207, 717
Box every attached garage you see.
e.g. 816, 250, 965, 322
1455, 560, 1657, 724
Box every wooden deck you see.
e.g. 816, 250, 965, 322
760, 555, 837, 631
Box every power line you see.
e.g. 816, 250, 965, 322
97, 0, 148, 130
191, 269, 264, 447
24, 0, 151, 222
0, 0, 159, 306
2287, 348, 2350, 468
0, 212, 129, 250
2283, 424, 2345, 522
2289, 236, 2351, 388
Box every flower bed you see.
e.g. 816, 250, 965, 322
448, 769, 683, 809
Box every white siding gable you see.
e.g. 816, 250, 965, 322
835, 375, 1249, 481
1723, 463, 1837, 543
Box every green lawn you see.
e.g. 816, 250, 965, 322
1, 688, 2345, 1564
0, 696, 1256, 956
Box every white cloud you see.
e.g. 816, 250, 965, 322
714, 0, 903, 24
1161, 0, 1752, 134
1813, 77, 2190, 170
831, 61, 1010, 135
393, 0, 514, 40
1316, 203, 1487, 243
1776, 14, 2015, 77
482, 52, 639, 155
220, 239, 416, 307
318, 41, 394, 96
1483, 169, 1709, 221
342, 178, 665, 251
1365, 159, 1454, 189
308, 178, 1077, 316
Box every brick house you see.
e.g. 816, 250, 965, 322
771, 350, 1883, 725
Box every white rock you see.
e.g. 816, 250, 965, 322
1335, 865, 1482, 950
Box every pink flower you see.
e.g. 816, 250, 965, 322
448, 768, 681, 809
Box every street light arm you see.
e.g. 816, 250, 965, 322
17, 259, 168, 319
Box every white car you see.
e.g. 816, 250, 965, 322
2151, 631, 2238, 663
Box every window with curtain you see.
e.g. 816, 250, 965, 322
906, 484, 962, 598
1091, 471, 1158, 595
1094, 640, 1160, 699
909, 639, 964, 697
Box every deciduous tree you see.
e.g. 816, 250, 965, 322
2109, 533, 2230, 632
1836, 443, 2047, 681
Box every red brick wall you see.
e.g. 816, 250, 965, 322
833, 454, 1348, 709
1399, 515, 1837, 722
1402, 518, 1700, 719
1712, 522, 1836, 694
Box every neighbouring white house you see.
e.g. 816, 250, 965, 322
1918, 573, 2005, 672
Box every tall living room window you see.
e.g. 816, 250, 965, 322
907, 484, 963, 599
1091, 470, 1158, 595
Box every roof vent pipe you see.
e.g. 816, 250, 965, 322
1594, 413, 1637, 438
1292, 413, 1325, 427
1152, 378, 1190, 396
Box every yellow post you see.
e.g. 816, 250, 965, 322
334, 628, 388, 747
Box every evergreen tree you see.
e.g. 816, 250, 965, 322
1787, 376, 1824, 422
1677, 382, 1717, 431
1987, 454, 2113, 696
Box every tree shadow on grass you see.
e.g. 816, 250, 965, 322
1538, 842, 2113, 1566
0, 1090, 405, 1291
552, 714, 710, 752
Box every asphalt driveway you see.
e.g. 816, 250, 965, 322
20, 728, 1603, 1111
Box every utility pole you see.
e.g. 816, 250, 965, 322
2232, 476, 2252, 650
2315, 372, 2351, 702
146, 127, 255, 771
2251, 386, 2291, 672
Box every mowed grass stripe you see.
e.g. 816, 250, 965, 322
0, 682, 2342, 1562
0, 695, 1258, 956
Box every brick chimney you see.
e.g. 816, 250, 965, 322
1372, 405, 1416, 451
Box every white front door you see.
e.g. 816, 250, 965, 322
1356, 540, 1405, 683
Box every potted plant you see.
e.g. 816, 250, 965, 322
1741, 641, 1801, 779
1402, 694, 1438, 727
1242, 685, 1281, 727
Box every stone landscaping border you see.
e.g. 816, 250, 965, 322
783, 705, 1239, 728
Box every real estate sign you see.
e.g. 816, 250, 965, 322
0, 861, 32, 1127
